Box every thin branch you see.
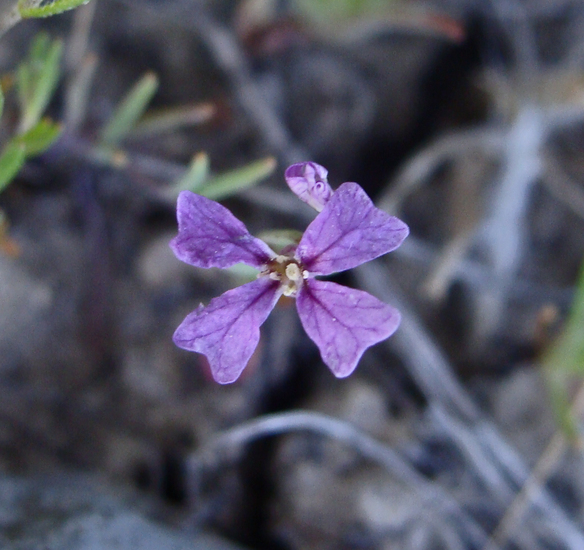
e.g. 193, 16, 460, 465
355, 260, 479, 422
488, 0, 540, 94
0, 4, 21, 41
186, 6, 307, 166
65, 0, 98, 71
542, 152, 584, 220
480, 107, 544, 278
396, 232, 574, 308
377, 128, 504, 216
187, 410, 490, 548
482, 381, 584, 550
422, 230, 476, 301
113, 0, 307, 166
431, 405, 553, 550
475, 105, 545, 343
354, 260, 584, 549
64, 53, 98, 132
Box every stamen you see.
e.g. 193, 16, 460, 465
283, 285, 296, 297
285, 263, 302, 281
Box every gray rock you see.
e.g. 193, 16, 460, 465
0, 473, 246, 550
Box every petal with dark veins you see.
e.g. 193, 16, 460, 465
296, 279, 401, 377
297, 182, 409, 275
173, 277, 281, 383
285, 162, 333, 212
170, 191, 275, 270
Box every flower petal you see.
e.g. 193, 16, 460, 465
173, 278, 281, 383
296, 182, 409, 275
296, 279, 401, 378
284, 162, 333, 212
170, 190, 275, 270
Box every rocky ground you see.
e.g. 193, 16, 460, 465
1, 0, 584, 549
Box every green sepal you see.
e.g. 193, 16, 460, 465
0, 141, 26, 192
257, 229, 303, 252
18, 0, 91, 18
224, 262, 261, 284
99, 72, 159, 148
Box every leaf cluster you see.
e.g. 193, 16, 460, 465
0, 33, 62, 192
0, 1, 275, 201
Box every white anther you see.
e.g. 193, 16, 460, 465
285, 263, 302, 281
283, 285, 297, 297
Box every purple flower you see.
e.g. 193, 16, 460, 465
284, 161, 332, 211
171, 162, 409, 384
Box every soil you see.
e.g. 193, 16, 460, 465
1, 1, 584, 549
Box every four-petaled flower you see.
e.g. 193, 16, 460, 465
170, 162, 409, 384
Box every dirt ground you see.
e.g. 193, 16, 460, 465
2, 0, 584, 549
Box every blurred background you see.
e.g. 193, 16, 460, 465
1, 0, 584, 548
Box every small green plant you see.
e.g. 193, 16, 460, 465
0, 0, 275, 247
94, 71, 277, 199
99, 72, 160, 149
542, 261, 584, 442
17, 32, 62, 133
0, 0, 92, 41
0, 32, 62, 194
17, 0, 91, 18
0, 0, 94, 199
173, 153, 277, 201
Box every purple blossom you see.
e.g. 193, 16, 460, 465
285, 161, 333, 211
171, 162, 409, 384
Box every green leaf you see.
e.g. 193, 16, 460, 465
17, 33, 62, 132
16, 63, 31, 111
100, 72, 159, 148
131, 103, 215, 138
544, 265, 584, 375
18, 0, 91, 18
173, 152, 210, 193
542, 261, 584, 442
198, 157, 277, 201
546, 368, 579, 441
0, 141, 26, 192
16, 118, 62, 156
29, 30, 50, 60
0, 85, 4, 119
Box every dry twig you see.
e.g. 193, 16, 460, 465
187, 410, 490, 547
354, 260, 584, 549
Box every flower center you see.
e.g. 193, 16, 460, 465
262, 254, 309, 297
